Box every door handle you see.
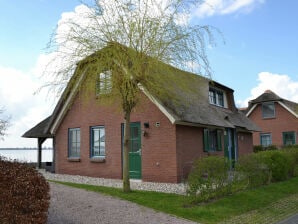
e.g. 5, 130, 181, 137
136, 149, 142, 156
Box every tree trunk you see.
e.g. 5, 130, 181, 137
123, 110, 131, 192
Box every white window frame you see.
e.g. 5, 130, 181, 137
209, 88, 224, 107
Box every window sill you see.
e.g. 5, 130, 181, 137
262, 117, 276, 120
90, 157, 106, 163
209, 103, 225, 108
68, 157, 81, 162
204, 151, 222, 155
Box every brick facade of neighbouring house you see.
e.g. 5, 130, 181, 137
245, 90, 298, 148
248, 102, 298, 147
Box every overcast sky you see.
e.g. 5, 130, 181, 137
0, 0, 298, 148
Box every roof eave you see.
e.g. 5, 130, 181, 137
49, 68, 88, 134
278, 101, 298, 118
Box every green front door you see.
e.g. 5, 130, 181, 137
224, 128, 236, 162
129, 122, 142, 179
122, 122, 142, 179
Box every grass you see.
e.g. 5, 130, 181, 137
50, 177, 298, 224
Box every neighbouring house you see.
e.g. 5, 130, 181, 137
23, 46, 259, 183
244, 90, 298, 147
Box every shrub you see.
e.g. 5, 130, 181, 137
253, 145, 278, 153
265, 145, 278, 151
281, 146, 298, 177
236, 150, 293, 188
186, 156, 233, 203
256, 151, 291, 182
0, 157, 50, 224
253, 145, 263, 153
235, 154, 271, 188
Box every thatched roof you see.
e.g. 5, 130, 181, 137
22, 116, 53, 138
23, 44, 260, 137
246, 90, 298, 117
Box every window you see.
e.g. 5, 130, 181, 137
90, 126, 105, 157
68, 128, 80, 158
209, 88, 224, 107
262, 102, 275, 118
209, 90, 216, 105
203, 128, 223, 152
283, 132, 296, 146
260, 133, 272, 147
96, 71, 112, 95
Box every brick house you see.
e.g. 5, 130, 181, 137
245, 90, 298, 147
23, 47, 259, 183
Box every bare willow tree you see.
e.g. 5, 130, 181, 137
44, 0, 217, 192
0, 108, 10, 140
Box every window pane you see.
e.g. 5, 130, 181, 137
130, 141, 139, 152
91, 126, 105, 157
283, 132, 295, 145
260, 134, 271, 146
131, 127, 139, 138
262, 103, 275, 118
203, 129, 223, 152
69, 128, 80, 157
209, 88, 224, 107
209, 130, 218, 151
96, 71, 112, 95
217, 92, 224, 107
100, 128, 105, 155
209, 90, 216, 104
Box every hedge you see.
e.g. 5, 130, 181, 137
186, 146, 298, 203
0, 157, 50, 224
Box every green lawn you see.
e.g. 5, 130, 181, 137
51, 177, 298, 224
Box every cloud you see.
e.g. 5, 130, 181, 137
237, 72, 298, 107
0, 65, 54, 147
195, 0, 265, 18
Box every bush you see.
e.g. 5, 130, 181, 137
236, 150, 293, 188
257, 151, 292, 182
253, 145, 278, 153
253, 145, 263, 153
186, 156, 233, 203
281, 146, 298, 177
186, 147, 298, 203
235, 154, 271, 188
0, 157, 50, 224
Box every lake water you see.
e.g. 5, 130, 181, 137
0, 148, 53, 162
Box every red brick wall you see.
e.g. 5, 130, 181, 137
237, 131, 253, 155
54, 89, 179, 183
176, 125, 204, 182
175, 126, 254, 182
248, 103, 298, 147
176, 125, 234, 182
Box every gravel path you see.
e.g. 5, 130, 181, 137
47, 182, 197, 224
41, 170, 187, 195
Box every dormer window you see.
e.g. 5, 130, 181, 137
96, 71, 112, 95
262, 102, 275, 118
209, 88, 224, 107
